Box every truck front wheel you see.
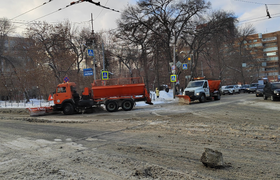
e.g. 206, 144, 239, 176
63, 103, 74, 115
199, 94, 206, 103
122, 100, 134, 111
106, 101, 118, 112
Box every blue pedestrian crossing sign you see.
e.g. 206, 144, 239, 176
182, 63, 188, 70
170, 75, 176, 82
88, 49, 94, 56
102, 71, 109, 80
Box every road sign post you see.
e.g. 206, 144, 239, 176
182, 63, 188, 70
87, 49, 94, 56
64, 76, 69, 83
170, 75, 176, 82
83, 68, 93, 76
102, 71, 109, 80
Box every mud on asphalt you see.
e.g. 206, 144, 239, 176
0, 96, 280, 180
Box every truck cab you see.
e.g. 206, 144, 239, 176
182, 79, 221, 103
53, 82, 77, 114
183, 80, 209, 102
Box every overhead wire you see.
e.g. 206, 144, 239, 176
10, 0, 55, 20
233, 0, 280, 5
238, 14, 280, 25
94, 0, 109, 21
238, 12, 280, 23
29, 0, 119, 23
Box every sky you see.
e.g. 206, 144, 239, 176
1, 0, 280, 36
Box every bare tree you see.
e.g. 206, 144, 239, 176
25, 21, 87, 84
182, 10, 237, 81
116, 0, 211, 90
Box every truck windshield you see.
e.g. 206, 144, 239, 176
187, 81, 204, 88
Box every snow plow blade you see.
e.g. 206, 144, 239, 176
177, 95, 191, 104
27, 107, 53, 116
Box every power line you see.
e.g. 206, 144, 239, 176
239, 15, 280, 25
75, 0, 120, 13
233, 0, 280, 5
29, 0, 120, 23
238, 12, 280, 23
10, 0, 55, 20
94, 0, 110, 21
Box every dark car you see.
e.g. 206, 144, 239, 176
263, 82, 280, 101
247, 83, 259, 93
255, 85, 265, 97
240, 84, 249, 93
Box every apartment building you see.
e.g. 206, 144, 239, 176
245, 31, 280, 82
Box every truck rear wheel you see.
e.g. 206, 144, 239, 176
122, 99, 134, 111
106, 101, 118, 112
214, 93, 221, 100
63, 103, 74, 115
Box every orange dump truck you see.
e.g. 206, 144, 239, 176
28, 77, 152, 116
177, 78, 221, 104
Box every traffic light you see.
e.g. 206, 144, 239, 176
188, 57, 191, 61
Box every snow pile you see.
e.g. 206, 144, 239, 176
136, 89, 176, 107
0, 99, 54, 108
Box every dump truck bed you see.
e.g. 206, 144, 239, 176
92, 77, 152, 104
208, 80, 221, 93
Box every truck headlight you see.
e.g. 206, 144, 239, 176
274, 90, 278, 94
196, 92, 200, 96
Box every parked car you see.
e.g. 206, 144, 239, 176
222, 85, 237, 95
233, 85, 240, 93
240, 84, 250, 93
247, 83, 259, 93
255, 85, 265, 97
220, 86, 226, 94
263, 82, 280, 101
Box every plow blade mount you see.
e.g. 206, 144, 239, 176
27, 107, 53, 116
177, 95, 191, 104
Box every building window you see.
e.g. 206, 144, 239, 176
266, 67, 277, 71
253, 39, 257, 42
262, 37, 277, 42
265, 52, 277, 56
264, 43, 277, 47
262, 62, 267, 66
263, 47, 278, 52
266, 57, 279, 61
249, 43, 262, 48
268, 72, 279, 76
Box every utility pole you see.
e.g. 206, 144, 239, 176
91, 13, 96, 81
102, 42, 105, 70
173, 42, 176, 99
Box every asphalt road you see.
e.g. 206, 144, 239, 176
1, 93, 280, 179
0, 93, 274, 145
